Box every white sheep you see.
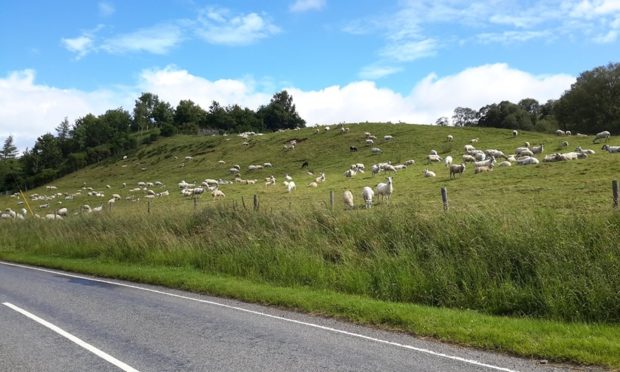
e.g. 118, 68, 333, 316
464, 144, 476, 153
343, 190, 354, 209
575, 146, 595, 155
474, 165, 493, 174
57, 208, 68, 217
444, 156, 453, 167
344, 169, 357, 177
404, 159, 415, 166
307, 181, 318, 188
447, 134, 454, 142
498, 160, 512, 167
366, 139, 374, 145
361, 186, 374, 209
384, 135, 393, 141
287, 181, 296, 193
315, 172, 326, 183
462, 154, 476, 163
212, 189, 225, 199
474, 156, 495, 168
371, 147, 383, 154
593, 131, 611, 143
602, 144, 620, 153
556, 129, 566, 136
423, 169, 436, 177
427, 154, 442, 163
530, 144, 544, 154
375, 176, 393, 201
430, 149, 438, 156
516, 156, 540, 165
512, 130, 518, 137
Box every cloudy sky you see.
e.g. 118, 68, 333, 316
1, 0, 619, 151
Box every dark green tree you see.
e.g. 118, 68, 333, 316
451, 107, 477, 127
132, 92, 159, 132
174, 100, 205, 133
257, 90, 305, 131
1, 135, 18, 160
555, 62, 620, 134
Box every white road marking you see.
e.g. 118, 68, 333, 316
1, 261, 517, 372
3, 302, 139, 372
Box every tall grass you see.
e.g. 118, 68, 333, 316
2, 205, 618, 323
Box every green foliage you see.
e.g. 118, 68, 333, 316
160, 123, 177, 137
257, 90, 306, 130
555, 62, 620, 134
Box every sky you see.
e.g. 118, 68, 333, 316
1, 0, 619, 151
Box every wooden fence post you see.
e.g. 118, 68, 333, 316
329, 190, 334, 210
440, 187, 448, 211
147, 200, 151, 214
253, 194, 259, 211
194, 196, 198, 209
613, 180, 619, 209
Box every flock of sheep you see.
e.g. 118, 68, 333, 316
1, 127, 617, 220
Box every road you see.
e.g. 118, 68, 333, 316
0, 261, 578, 371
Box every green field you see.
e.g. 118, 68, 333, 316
1, 123, 619, 367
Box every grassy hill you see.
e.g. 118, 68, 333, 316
2, 123, 620, 367
4, 122, 620, 215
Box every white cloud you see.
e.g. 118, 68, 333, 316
195, 8, 280, 45
290, 0, 326, 13
0, 64, 575, 152
101, 24, 184, 54
379, 39, 438, 62
0, 70, 126, 152
98, 1, 115, 17
61, 35, 95, 59
359, 65, 403, 80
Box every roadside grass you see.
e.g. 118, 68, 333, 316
0, 253, 618, 369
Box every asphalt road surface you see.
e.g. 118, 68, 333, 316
0, 261, 586, 371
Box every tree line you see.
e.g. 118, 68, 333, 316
0, 90, 305, 193
438, 62, 620, 135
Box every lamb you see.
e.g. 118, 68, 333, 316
575, 146, 595, 155
449, 163, 465, 179
423, 169, 436, 177
361, 186, 374, 209
444, 155, 453, 167
474, 165, 493, 174
602, 144, 620, 153
593, 131, 611, 143
375, 176, 393, 201
343, 190, 354, 209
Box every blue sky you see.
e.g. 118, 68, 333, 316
1, 0, 620, 151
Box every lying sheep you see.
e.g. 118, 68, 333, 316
602, 144, 620, 153
427, 154, 442, 163
474, 165, 493, 174
516, 156, 540, 165
423, 169, 436, 177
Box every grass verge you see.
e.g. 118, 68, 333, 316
1, 252, 618, 369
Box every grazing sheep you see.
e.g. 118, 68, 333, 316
287, 181, 296, 193
602, 144, 620, 153
350, 146, 358, 152
423, 169, 436, 177
361, 186, 374, 209
464, 144, 476, 153
449, 163, 465, 179
212, 189, 225, 199
344, 169, 357, 177
375, 176, 394, 201
430, 149, 438, 156
593, 131, 611, 143
371, 147, 383, 154
561, 141, 569, 148
343, 190, 354, 209
470, 138, 479, 143
307, 181, 318, 188
384, 135, 393, 141
447, 134, 454, 142
444, 155, 453, 167
485, 149, 506, 159
512, 130, 518, 137
462, 154, 476, 163
366, 139, 374, 145
301, 160, 309, 169
404, 159, 415, 166
263, 162, 273, 168
474, 156, 495, 168
556, 129, 566, 136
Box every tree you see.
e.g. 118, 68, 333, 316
555, 62, 620, 134
257, 90, 305, 131
452, 107, 478, 127
132, 92, 159, 132
435, 117, 449, 126
174, 100, 205, 133
1, 135, 18, 160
